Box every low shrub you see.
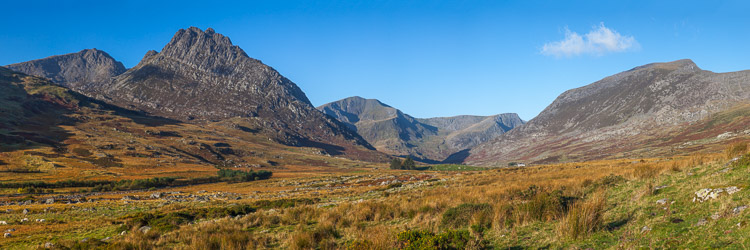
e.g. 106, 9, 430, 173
441, 203, 493, 228
727, 142, 748, 159
557, 192, 607, 240
396, 229, 480, 250
633, 164, 659, 179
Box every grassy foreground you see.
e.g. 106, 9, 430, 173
2, 150, 750, 248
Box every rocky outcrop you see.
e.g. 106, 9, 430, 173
318, 96, 524, 162
6, 49, 126, 89
466, 59, 750, 166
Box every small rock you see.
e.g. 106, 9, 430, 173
3, 232, 11, 238
654, 185, 668, 190
102, 237, 112, 242
80, 238, 89, 243
120, 231, 127, 235
45, 198, 54, 204
733, 205, 748, 215
696, 218, 708, 226
726, 186, 741, 194
711, 213, 722, 220
138, 226, 152, 233
656, 198, 669, 205
22, 209, 29, 215
20, 218, 29, 223
0, 221, 6, 225
6, 228, 15, 232
44, 242, 54, 248
641, 226, 651, 233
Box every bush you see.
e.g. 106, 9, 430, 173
633, 165, 659, 179
390, 158, 402, 170
402, 157, 416, 170
397, 229, 479, 250
441, 203, 493, 228
290, 224, 339, 250
727, 142, 748, 159
516, 190, 568, 223
125, 205, 256, 232
217, 169, 272, 182
557, 192, 607, 239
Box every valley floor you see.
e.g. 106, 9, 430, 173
2, 151, 750, 249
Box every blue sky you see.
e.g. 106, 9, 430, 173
1, 1, 749, 120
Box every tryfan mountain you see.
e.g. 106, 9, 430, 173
5, 27, 384, 161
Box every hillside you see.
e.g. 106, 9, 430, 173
318, 96, 524, 162
466, 59, 750, 165
0, 66, 383, 184
5, 49, 126, 90
7, 27, 383, 161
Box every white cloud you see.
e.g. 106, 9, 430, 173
541, 23, 639, 57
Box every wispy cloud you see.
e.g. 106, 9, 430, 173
541, 23, 639, 57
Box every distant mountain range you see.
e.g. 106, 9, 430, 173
466, 59, 750, 165
318, 96, 524, 162
8, 27, 750, 167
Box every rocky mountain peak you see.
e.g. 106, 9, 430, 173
74, 27, 379, 160
630, 59, 700, 73
5, 48, 126, 89
319, 96, 524, 162
156, 27, 250, 71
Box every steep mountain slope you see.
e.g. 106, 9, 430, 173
5, 49, 126, 90
466, 59, 750, 166
34, 27, 380, 160
318, 96, 524, 162
0, 66, 377, 180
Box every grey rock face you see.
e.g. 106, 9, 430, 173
466, 59, 750, 165
6, 49, 126, 89
84, 27, 375, 155
318, 96, 524, 162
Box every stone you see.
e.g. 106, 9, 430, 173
641, 226, 651, 233
46, 198, 54, 204
696, 218, 708, 226
22, 208, 29, 215
726, 186, 741, 194
138, 226, 152, 233
711, 213, 721, 220
733, 205, 748, 214
44, 242, 54, 248
656, 198, 669, 205
3, 233, 10, 238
